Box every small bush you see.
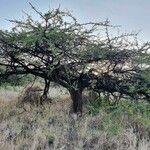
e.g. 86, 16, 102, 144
18, 86, 43, 106
87, 96, 112, 115
0, 74, 34, 87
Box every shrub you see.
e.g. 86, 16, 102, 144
0, 74, 34, 87
18, 86, 43, 106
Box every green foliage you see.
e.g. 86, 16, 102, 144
0, 74, 34, 87
87, 97, 150, 135
141, 69, 150, 84
0, 3, 150, 114
87, 96, 110, 115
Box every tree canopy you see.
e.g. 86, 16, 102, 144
0, 3, 150, 114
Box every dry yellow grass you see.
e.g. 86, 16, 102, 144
0, 88, 150, 150
0, 92, 18, 108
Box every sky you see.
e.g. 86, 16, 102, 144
0, 0, 150, 41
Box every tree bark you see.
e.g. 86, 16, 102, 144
40, 79, 50, 104
69, 89, 83, 114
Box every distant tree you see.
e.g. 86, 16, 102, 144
0, 3, 150, 114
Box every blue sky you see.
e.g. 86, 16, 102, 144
0, 0, 150, 41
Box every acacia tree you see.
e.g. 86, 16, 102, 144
0, 4, 150, 114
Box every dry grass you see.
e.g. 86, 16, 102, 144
0, 88, 150, 150
0, 89, 19, 108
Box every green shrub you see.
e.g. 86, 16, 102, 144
0, 74, 34, 87
87, 96, 150, 135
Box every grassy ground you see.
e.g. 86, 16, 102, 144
0, 86, 150, 150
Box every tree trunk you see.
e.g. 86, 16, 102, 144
40, 79, 50, 104
69, 89, 83, 114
